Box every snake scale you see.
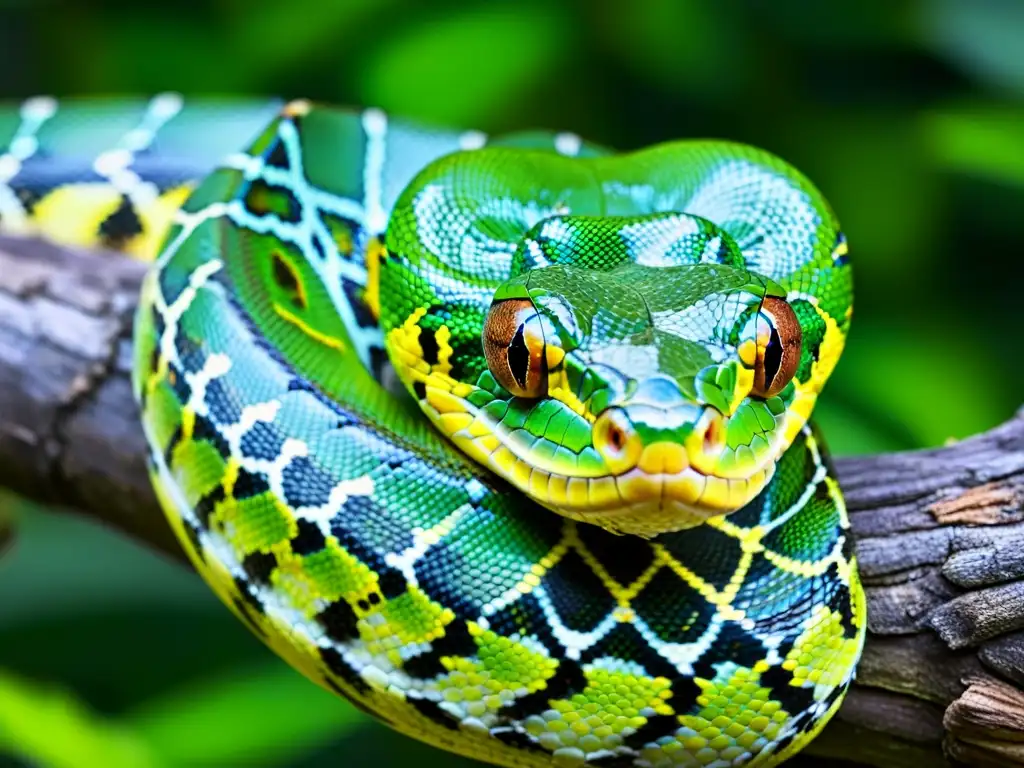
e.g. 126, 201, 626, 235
0, 94, 864, 767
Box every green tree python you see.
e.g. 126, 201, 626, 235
0, 94, 864, 767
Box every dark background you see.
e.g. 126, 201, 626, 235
0, 0, 1021, 765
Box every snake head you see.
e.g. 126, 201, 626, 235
473, 217, 810, 537
383, 143, 849, 538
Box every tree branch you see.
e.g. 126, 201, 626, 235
0, 235, 182, 559
1, 235, 1022, 768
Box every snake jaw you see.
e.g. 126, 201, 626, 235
544, 463, 777, 538
582, 454, 777, 537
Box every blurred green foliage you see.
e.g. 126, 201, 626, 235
0, 0, 1021, 765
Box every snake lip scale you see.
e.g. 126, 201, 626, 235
1, 94, 864, 767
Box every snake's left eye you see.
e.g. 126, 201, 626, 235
483, 299, 554, 398
752, 296, 802, 398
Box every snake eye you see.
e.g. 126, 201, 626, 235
483, 299, 551, 398
752, 296, 802, 398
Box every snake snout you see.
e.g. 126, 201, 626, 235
599, 396, 728, 480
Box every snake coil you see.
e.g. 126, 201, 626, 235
0, 95, 863, 767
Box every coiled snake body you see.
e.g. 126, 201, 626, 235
0, 94, 864, 767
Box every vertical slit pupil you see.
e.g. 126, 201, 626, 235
507, 324, 531, 390
763, 324, 783, 388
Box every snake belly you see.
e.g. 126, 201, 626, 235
1, 95, 865, 767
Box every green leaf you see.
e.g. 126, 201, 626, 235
127, 663, 368, 767
0, 668, 160, 768
358, 4, 567, 127
923, 103, 1024, 187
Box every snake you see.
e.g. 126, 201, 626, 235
0, 94, 864, 767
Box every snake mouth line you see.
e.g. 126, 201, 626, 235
426, 386, 777, 535
509, 465, 777, 537
552, 465, 775, 535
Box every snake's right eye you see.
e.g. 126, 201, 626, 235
752, 296, 802, 398
483, 299, 551, 398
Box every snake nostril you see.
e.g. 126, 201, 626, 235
698, 408, 725, 456
594, 407, 641, 472
608, 424, 625, 452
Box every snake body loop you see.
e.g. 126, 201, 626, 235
1, 95, 864, 767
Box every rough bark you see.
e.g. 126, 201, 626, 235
0, 235, 181, 558
0, 234, 1022, 768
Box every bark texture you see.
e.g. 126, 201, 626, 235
1, 235, 1022, 768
